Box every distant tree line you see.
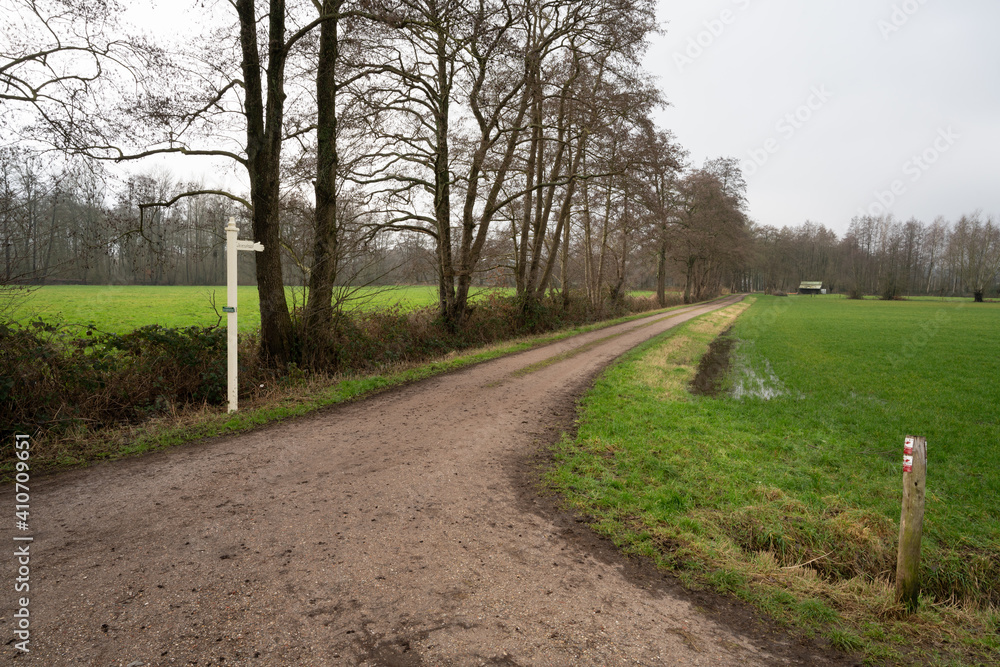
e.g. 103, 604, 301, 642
0, 146, 749, 299
743, 213, 1000, 302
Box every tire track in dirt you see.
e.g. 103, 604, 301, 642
4, 296, 854, 666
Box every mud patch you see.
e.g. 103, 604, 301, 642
356, 631, 427, 666
690, 329, 735, 397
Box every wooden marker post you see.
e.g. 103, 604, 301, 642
895, 435, 927, 611
224, 217, 264, 413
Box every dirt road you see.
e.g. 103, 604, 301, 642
4, 297, 852, 666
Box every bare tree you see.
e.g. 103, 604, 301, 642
514, 0, 660, 313
354, 0, 534, 327
301, 0, 397, 366
921, 216, 948, 294
669, 161, 748, 303
950, 212, 1000, 302
638, 126, 685, 306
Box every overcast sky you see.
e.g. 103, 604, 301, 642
645, 0, 1000, 235
124, 1, 999, 238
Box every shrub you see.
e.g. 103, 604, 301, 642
0, 321, 264, 441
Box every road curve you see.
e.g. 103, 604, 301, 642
6, 296, 846, 666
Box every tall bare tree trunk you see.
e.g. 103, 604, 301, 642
303, 0, 341, 368
595, 175, 614, 310
683, 256, 696, 304
581, 161, 596, 309
432, 26, 458, 326
560, 192, 571, 309
238, 0, 294, 365
527, 79, 582, 303
656, 238, 668, 306
516, 52, 541, 297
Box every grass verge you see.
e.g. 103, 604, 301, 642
548, 295, 1000, 666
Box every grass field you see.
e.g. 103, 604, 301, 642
5, 285, 453, 333
550, 295, 999, 664
7, 285, 667, 334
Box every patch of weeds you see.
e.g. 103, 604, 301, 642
860, 622, 887, 641
706, 569, 747, 594
828, 628, 866, 653
795, 598, 839, 627
862, 644, 905, 666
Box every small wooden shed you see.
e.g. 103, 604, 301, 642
798, 281, 825, 295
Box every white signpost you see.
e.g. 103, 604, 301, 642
225, 216, 264, 413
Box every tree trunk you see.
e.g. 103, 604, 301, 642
303, 0, 341, 369
524, 76, 576, 305
238, 0, 294, 366
515, 57, 541, 298
594, 176, 613, 312
533, 133, 582, 302
656, 238, 667, 306
432, 28, 457, 327
452, 31, 533, 328
581, 155, 596, 310
683, 256, 696, 304
560, 194, 571, 310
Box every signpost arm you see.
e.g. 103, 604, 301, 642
226, 217, 239, 413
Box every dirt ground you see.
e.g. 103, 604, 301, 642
3, 297, 860, 666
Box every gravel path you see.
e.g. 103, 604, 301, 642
4, 296, 853, 666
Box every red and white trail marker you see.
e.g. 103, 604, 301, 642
903, 436, 915, 472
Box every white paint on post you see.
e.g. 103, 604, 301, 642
225, 218, 239, 412
225, 216, 264, 413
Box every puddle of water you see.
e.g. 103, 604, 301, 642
731, 357, 788, 400
690, 335, 798, 401
727, 339, 800, 400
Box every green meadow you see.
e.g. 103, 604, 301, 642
7, 285, 665, 334
551, 295, 1000, 664
6, 285, 451, 333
